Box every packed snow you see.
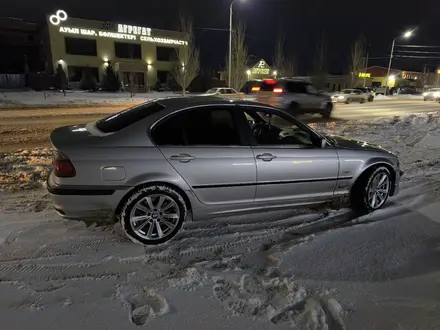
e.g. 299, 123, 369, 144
2, 112, 440, 329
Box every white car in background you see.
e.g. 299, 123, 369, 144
423, 88, 440, 101
201, 87, 245, 100
331, 89, 372, 104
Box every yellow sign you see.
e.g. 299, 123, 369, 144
437, 69, 440, 74
251, 59, 271, 75
358, 72, 371, 78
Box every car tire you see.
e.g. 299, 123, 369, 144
360, 98, 366, 103
351, 167, 392, 215
289, 102, 299, 115
120, 185, 188, 245
345, 98, 352, 104
322, 103, 333, 119
368, 96, 374, 102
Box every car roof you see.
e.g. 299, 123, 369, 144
152, 96, 262, 109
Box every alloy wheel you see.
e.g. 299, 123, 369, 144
129, 194, 180, 241
367, 173, 390, 209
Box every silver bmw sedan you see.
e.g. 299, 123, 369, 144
47, 97, 402, 245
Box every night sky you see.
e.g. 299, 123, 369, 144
2, 0, 439, 74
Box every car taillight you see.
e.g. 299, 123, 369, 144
273, 88, 283, 94
264, 79, 277, 85
53, 151, 76, 178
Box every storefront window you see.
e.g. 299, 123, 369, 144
156, 46, 177, 61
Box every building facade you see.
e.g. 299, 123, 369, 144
46, 10, 188, 89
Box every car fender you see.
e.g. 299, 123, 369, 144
356, 156, 397, 183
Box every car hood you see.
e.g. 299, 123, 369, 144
328, 135, 393, 154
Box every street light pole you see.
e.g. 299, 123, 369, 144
228, 0, 236, 88
385, 38, 396, 96
385, 30, 414, 96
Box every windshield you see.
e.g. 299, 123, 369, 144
95, 101, 165, 133
206, 88, 218, 93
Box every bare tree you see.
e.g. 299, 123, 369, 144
225, 23, 248, 91
273, 32, 295, 78
172, 12, 199, 96
128, 73, 136, 97
349, 35, 367, 87
312, 33, 327, 90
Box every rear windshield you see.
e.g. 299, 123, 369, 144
260, 80, 280, 91
95, 101, 165, 133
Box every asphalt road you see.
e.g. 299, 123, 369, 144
0, 100, 439, 152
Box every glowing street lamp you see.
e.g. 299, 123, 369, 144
386, 29, 415, 95
229, 0, 246, 88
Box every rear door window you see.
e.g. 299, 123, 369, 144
260, 80, 280, 92
286, 82, 307, 94
96, 101, 165, 133
153, 107, 242, 146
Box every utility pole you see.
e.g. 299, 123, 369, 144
363, 51, 369, 87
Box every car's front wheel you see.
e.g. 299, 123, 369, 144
120, 185, 187, 245
351, 167, 392, 214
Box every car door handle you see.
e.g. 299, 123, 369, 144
170, 154, 196, 163
256, 153, 277, 161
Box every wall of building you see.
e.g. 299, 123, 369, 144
0, 17, 43, 74
46, 12, 187, 88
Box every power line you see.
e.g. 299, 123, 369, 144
394, 55, 440, 60
395, 44, 440, 48
395, 50, 440, 54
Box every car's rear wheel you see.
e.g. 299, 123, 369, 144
120, 185, 187, 245
351, 167, 392, 215
345, 98, 352, 104
322, 103, 333, 119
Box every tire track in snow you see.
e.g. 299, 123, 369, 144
0, 210, 354, 282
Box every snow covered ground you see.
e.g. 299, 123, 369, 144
374, 94, 423, 101
2, 113, 440, 329
0, 91, 183, 108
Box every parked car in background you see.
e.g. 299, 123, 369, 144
331, 89, 372, 104
256, 78, 333, 118
423, 88, 440, 101
355, 87, 375, 101
201, 87, 245, 100
47, 97, 402, 245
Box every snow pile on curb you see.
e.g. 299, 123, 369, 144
314, 111, 440, 182
374, 94, 391, 100
0, 148, 52, 191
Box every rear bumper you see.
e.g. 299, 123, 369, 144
47, 172, 131, 222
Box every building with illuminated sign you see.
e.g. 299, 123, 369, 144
46, 10, 188, 89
